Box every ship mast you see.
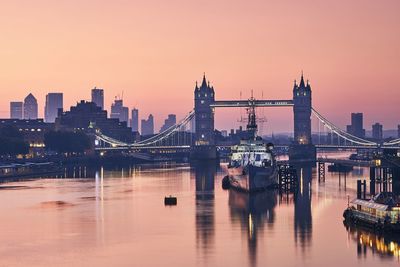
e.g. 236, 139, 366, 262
246, 91, 257, 139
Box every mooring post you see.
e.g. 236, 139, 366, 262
370, 167, 376, 196
357, 180, 361, 199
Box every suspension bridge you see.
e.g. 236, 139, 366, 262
93, 74, 400, 159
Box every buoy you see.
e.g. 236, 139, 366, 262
222, 176, 231, 190
164, 195, 177, 205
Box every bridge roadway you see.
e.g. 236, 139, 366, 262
211, 100, 293, 108
277, 157, 374, 167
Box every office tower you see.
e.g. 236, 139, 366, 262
44, 93, 63, 123
10, 102, 23, 119
110, 99, 129, 123
131, 108, 139, 132
398, 125, 400, 138
91, 87, 104, 110
346, 113, 365, 138
23, 93, 38, 119
160, 114, 176, 132
372, 123, 383, 140
141, 114, 154, 136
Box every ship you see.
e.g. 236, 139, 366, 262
222, 97, 278, 192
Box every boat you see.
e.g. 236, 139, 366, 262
343, 192, 400, 233
223, 97, 278, 192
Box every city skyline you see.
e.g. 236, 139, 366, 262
0, 1, 399, 132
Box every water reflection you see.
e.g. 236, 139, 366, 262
194, 162, 216, 256
293, 163, 313, 250
229, 189, 277, 267
345, 223, 400, 259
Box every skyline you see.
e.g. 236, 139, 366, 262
1, 0, 399, 132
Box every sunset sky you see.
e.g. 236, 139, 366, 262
0, 0, 399, 133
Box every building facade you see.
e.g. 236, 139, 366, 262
91, 87, 104, 110
141, 114, 154, 136
131, 108, 139, 132
110, 99, 129, 123
160, 114, 176, 132
45, 93, 63, 123
192, 74, 216, 159
55, 101, 134, 143
0, 119, 54, 148
347, 113, 365, 138
23, 93, 38, 119
372, 123, 383, 140
10, 102, 23, 119
289, 73, 316, 161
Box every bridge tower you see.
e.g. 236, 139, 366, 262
191, 74, 217, 160
289, 73, 316, 161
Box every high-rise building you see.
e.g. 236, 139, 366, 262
346, 113, 365, 138
372, 123, 383, 140
44, 93, 63, 123
110, 99, 129, 123
141, 114, 154, 136
55, 101, 134, 143
10, 101, 23, 119
160, 114, 176, 132
398, 125, 400, 138
91, 87, 104, 110
23, 93, 38, 119
131, 108, 139, 132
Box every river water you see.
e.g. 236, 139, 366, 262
0, 160, 398, 267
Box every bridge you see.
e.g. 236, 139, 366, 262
94, 73, 400, 160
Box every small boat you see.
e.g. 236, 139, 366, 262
164, 195, 177, 205
343, 192, 400, 233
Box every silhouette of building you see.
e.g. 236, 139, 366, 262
346, 113, 365, 138
289, 73, 315, 160
91, 87, 104, 110
10, 102, 23, 119
23, 93, 38, 119
44, 93, 63, 123
372, 123, 383, 140
131, 108, 139, 132
160, 114, 176, 132
141, 114, 154, 136
398, 125, 400, 138
192, 74, 216, 159
55, 100, 134, 143
0, 119, 54, 148
110, 99, 129, 123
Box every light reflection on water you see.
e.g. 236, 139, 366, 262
0, 161, 399, 267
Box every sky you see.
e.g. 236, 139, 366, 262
0, 0, 399, 133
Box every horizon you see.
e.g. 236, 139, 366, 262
1, 0, 399, 132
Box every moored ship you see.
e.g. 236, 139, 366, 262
223, 98, 278, 192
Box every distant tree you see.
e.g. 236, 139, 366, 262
44, 131, 91, 154
0, 126, 29, 156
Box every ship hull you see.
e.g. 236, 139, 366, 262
227, 165, 278, 193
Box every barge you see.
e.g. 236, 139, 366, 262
343, 192, 400, 232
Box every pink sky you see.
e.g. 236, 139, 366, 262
0, 0, 399, 133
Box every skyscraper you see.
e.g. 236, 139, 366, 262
160, 114, 176, 132
110, 99, 129, 123
131, 108, 139, 132
44, 93, 63, 123
398, 125, 400, 138
346, 113, 365, 138
10, 102, 23, 119
91, 87, 104, 110
141, 114, 154, 136
23, 93, 38, 119
372, 123, 383, 140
